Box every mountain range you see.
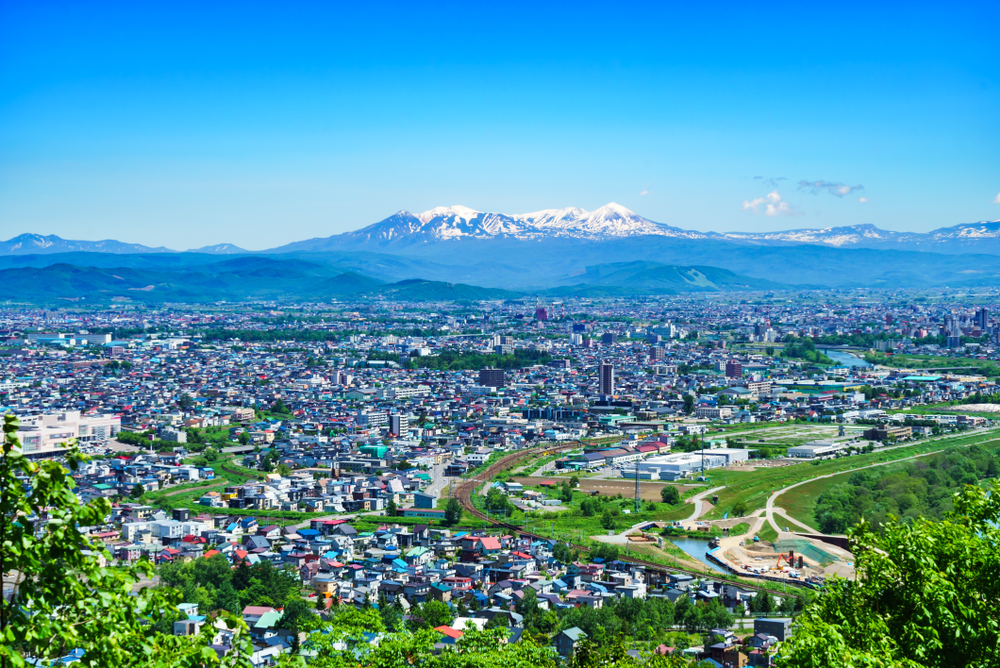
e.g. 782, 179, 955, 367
6, 204, 1000, 255
0, 258, 780, 305
5, 203, 1000, 299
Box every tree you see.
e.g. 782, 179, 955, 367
600, 508, 617, 531
276, 463, 292, 477
660, 485, 681, 505
408, 600, 454, 630
386, 499, 398, 517
485, 487, 512, 516
781, 481, 1000, 668
683, 394, 695, 415
1, 414, 251, 667
279, 598, 316, 634
130, 482, 146, 499
569, 475, 580, 488
730, 500, 748, 517
444, 497, 463, 525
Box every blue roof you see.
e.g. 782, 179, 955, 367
298, 529, 320, 537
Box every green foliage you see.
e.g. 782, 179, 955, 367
781, 481, 1000, 668
814, 444, 1000, 533
660, 485, 681, 505
444, 497, 463, 525
781, 336, 835, 365
485, 487, 513, 516
730, 499, 749, 517
411, 347, 552, 371
284, 606, 557, 668
0, 414, 252, 667
407, 600, 454, 630
159, 555, 301, 615
130, 482, 146, 498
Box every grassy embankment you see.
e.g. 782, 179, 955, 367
699, 429, 1000, 523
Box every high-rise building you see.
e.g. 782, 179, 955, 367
599, 361, 614, 396
389, 414, 409, 436
975, 308, 989, 330
650, 346, 666, 361
725, 360, 743, 378
602, 332, 618, 345
479, 367, 506, 388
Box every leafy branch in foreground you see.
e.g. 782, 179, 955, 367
0, 413, 252, 668
780, 480, 1000, 668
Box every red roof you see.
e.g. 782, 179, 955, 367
435, 626, 463, 640
480, 537, 501, 550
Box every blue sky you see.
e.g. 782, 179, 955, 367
1, 1, 998, 250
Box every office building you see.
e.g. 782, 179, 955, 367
602, 332, 618, 345
725, 360, 743, 378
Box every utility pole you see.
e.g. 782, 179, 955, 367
634, 459, 641, 514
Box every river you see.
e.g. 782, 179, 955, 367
669, 537, 730, 574
820, 348, 872, 368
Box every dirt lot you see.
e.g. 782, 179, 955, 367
510, 477, 698, 501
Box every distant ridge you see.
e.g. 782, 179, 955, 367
6, 208, 1000, 256
0, 233, 173, 255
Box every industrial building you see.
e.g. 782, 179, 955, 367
787, 441, 848, 458
632, 448, 750, 481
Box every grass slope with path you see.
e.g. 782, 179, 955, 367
701, 428, 1000, 522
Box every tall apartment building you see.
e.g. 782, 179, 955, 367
389, 413, 409, 436
599, 362, 615, 396
602, 333, 618, 345
478, 367, 506, 388
650, 346, 666, 361
725, 360, 743, 378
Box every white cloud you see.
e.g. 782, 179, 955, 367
859, 197, 869, 203
994, 192, 1000, 203
742, 190, 800, 216
640, 183, 650, 196
798, 180, 864, 197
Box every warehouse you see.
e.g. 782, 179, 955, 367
787, 441, 848, 458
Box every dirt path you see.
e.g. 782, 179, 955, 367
158, 481, 224, 498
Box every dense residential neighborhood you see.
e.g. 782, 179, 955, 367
5, 294, 1000, 666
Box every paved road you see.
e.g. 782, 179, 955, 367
686, 486, 727, 521
423, 461, 450, 499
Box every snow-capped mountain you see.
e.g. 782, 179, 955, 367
722, 221, 1000, 251
0, 233, 172, 255
279, 202, 717, 251
270, 203, 1000, 255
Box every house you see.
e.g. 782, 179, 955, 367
754, 618, 791, 642
555, 627, 587, 657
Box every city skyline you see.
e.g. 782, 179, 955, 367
1, 2, 998, 250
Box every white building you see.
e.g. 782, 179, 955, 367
13, 411, 121, 457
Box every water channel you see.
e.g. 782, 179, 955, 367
669, 537, 730, 574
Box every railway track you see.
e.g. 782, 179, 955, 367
453, 440, 806, 597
